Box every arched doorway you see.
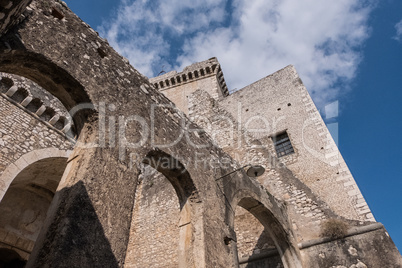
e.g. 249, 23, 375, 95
235, 206, 284, 267
125, 149, 197, 267
125, 164, 181, 267
233, 196, 302, 268
0, 154, 69, 263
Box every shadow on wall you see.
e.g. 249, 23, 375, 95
27, 181, 119, 268
0, 248, 26, 267
242, 232, 283, 268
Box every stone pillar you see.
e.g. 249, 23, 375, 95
27, 119, 140, 267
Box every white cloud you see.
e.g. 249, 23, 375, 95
99, 0, 374, 108
394, 19, 402, 42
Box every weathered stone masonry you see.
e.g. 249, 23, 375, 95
0, 0, 401, 267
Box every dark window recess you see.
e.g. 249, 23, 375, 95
51, 8, 65, 20
97, 47, 107, 58
272, 132, 294, 157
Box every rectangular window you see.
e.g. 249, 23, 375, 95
272, 131, 294, 157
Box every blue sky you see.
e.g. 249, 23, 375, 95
64, 0, 402, 251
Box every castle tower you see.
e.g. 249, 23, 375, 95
151, 59, 373, 223
150, 57, 229, 114
0, 2, 400, 267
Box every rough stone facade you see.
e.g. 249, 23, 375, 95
0, 0, 400, 267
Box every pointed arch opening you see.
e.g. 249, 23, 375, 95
234, 196, 302, 268
124, 149, 198, 267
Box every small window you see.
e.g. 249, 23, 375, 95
272, 131, 294, 157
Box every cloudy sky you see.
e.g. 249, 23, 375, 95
65, 0, 402, 251
95, 0, 374, 108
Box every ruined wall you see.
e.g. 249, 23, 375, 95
124, 166, 180, 267
235, 206, 283, 268
0, 2, 298, 266
219, 65, 372, 222
0, 1, 400, 267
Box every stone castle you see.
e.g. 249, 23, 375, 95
0, 0, 401, 267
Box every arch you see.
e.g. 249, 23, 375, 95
142, 149, 197, 207
0, 51, 93, 133
232, 191, 302, 268
127, 148, 198, 267
0, 149, 71, 261
0, 148, 72, 201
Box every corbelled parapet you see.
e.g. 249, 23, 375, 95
0, 73, 76, 138
150, 57, 229, 98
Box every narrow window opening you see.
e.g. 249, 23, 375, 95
97, 47, 107, 58
272, 131, 294, 157
51, 7, 65, 20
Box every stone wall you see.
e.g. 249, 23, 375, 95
235, 206, 283, 267
0, 1, 400, 267
188, 88, 334, 242
299, 225, 402, 267
0, 74, 74, 180
124, 165, 180, 267
219, 65, 373, 222
0, 73, 73, 261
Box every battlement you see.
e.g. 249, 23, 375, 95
150, 57, 229, 97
